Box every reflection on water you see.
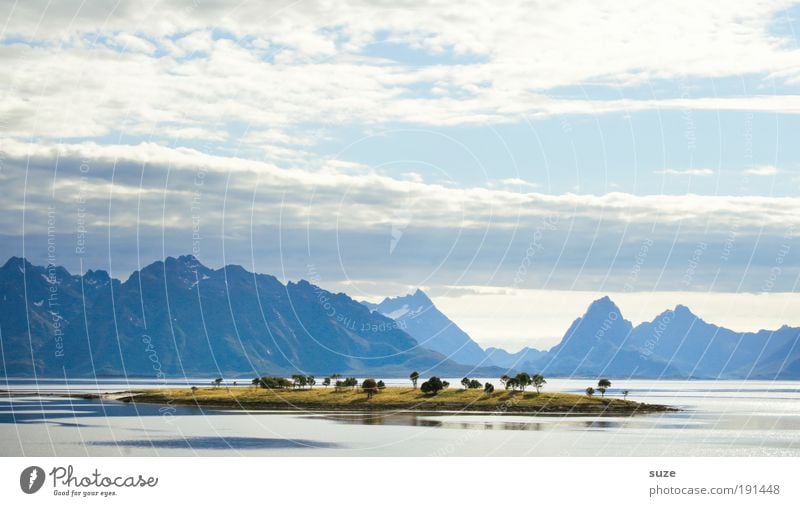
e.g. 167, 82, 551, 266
91, 436, 338, 450
0, 396, 218, 424
2, 379, 800, 456
311, 412, 626, 431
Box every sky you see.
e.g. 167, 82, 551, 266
1, 0, 800, 351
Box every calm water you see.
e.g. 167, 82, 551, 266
2, 378, 799, 456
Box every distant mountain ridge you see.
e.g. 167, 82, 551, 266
367, 291, 800, 379
2, 255, 799, 379
484, 346, 545, 370
0, 256, 501, 378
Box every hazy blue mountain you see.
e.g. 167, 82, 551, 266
529, 296, 682, 377
750, 336, 800, 379
514, 296, 800, 379
484, 346, 545, 370
0, 256, 499, 378
365, 289, 492, 366
2, 256, 798, 379
547, 296, 632, 358
363, 289, 800, 378
627, 305, 800, 379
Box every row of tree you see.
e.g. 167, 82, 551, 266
460, 377, 483, 389
249, 374, 390, 395
584, 379, 629, 399
419, 376, 496, 395
240, 373, 628, 400
410, 371, 549, 394
253, 376, 293, 389
412, 372, 631, 400
499, 373, 546, 393
420, 376, 449, 394
248, 374, 356, 390
409, 373, 453, 394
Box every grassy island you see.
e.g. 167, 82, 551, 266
119, 386, 674, 415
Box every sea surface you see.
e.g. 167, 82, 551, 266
2, 378, 799, 456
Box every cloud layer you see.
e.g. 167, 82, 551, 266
3, 0, 800, 148
2, 139, 797, 299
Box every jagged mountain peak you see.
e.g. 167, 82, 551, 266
166, 254, 214, 274
411, 288, 432, 302
584, 295, 624, 317
367, 288, 491, 367
218, 263, 250, 277
84, 269, 111, 285
647, 303, 706, 326
380, 288, 433, 307
672, 303, 701, 319
1, 256, 33, 271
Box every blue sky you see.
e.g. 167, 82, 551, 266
2, 0, 800, 349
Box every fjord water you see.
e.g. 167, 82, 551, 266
2, 379, 799, 457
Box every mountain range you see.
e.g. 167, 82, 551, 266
365, 292, 800, 379
1, 255, 798, 379
0, 256, 501, 378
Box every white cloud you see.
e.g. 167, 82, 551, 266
4, 139, 800, 235
536, 95, 800, 117
400, 172, 425, 183
2, 0, 800, 145
110, 33, 157, 55
489, 178, 541, 190
746, 165, 779, 176
172, 30, 214, 57
654, 168, 715, 176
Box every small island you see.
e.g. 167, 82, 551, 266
119, 374, 675, 415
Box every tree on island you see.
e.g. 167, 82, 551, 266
377, 380, 385, 389
213, 378, 223, 388
484, 382, 495, 393
334, 377, 359, 390
507, 377, 519, 391
514, 372, 532, 391
585, 387, 595, 397
291, 374, 308, 389
362, 378, 379, 399
323, 377, 331, 388
597, 378, 611, 397
307, 375, 316, 389
461, 377, 470, 390
441, 381, 450, 390
420, 376, 445, 395
257, 376, 292, 389
500, 374, 510, 389
252, 377, 260, 388
468, 379, 482, 389
622, 389, 630, 400
532, 374, 546, 394
410, 371, 420, 389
